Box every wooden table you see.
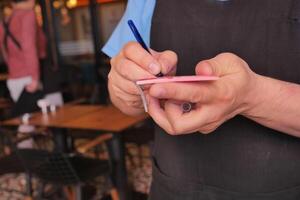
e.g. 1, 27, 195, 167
2, 104, 148, 200
3, 105, 147, 130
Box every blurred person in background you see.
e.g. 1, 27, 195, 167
0, 0, 44, 102
0, 0, 46, 145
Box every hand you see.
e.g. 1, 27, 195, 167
25, 79, 39, 93
147, 53, 259, 135
108, 41, 177, 115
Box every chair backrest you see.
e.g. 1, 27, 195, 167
0, 128, 111, 186
17, 149, 80, 185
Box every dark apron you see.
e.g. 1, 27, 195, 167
149, 0, 300, 199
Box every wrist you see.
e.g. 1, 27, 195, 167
240, 74, 273, 119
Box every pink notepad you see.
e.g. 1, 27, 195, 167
135, 75, 219, 112
136, 75, 218, 85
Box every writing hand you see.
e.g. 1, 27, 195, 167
108, 42, 177, 115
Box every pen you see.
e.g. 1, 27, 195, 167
127, 20, 164, 77
128, 19, 193, 113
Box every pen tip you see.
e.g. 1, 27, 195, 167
156, 72, 164, 77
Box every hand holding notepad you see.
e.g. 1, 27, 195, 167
136, 75, 219, 112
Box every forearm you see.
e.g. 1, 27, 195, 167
108, 82, 145, 116
243, 75, 300, 137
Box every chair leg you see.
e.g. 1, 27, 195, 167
36, 182, 45, 199
110, 188, 120, 200
25, 172, 33, 197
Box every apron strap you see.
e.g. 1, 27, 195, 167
3, 15, 22, 53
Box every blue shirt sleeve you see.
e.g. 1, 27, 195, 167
101, 0, 156, 58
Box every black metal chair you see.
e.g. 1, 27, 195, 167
0, 127, 50, 199
0, 128, 119, 200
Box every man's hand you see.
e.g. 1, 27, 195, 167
108, 41, 177, 116
147, 53, 259, 135
25, 79, 39, 93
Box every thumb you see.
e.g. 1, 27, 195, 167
152, 50, 178, 75
195, 60, 214, 76
195, 53, 238, 77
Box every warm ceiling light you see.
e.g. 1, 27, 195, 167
67, 0, 78, 8
53, 0, 62, 9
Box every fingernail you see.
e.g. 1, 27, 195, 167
202, 62, 213, 75
149, 62, 161, 75
205, 65, 213, 75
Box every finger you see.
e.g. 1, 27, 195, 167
149, 82, 217, 103
111, 84, 141, 101
197, 122, 220, 134
108, 70, 142, 96
164, 103, 214, 134
155, 50, 178, 75
111, 84, 144, 108
122, 42, 162, 75
147, 95, 174, 134
195, 59, 227, 77
114, 58, 155, 81
163, 101, 193, 134
195, 53, 241, 77
195, 60, 214, 76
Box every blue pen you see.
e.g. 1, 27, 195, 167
128, 20, 163, 77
